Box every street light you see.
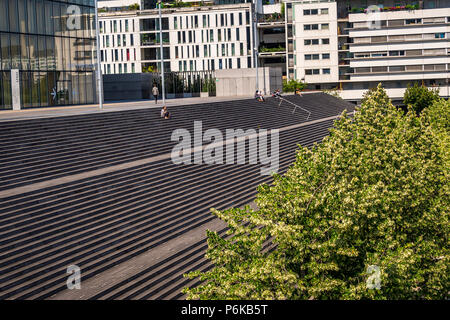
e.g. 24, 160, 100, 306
158, 0, 166, 105
94, 0, 104, 110
252, 0, 259, 93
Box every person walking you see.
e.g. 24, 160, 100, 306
152, 83, 159, 104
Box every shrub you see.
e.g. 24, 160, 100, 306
282, 79, 306, 93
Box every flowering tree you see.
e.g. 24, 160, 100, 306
183, 84, 449, 300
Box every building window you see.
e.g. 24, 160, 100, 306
132, 63, 135, 73
321, 24, 329, 30
389, 50, 405, 56
304, 9, 318, 15
322, 68, 330, 74
322, 53, 330, 59
304, 24, 319, 30
322, 38, 329, 44
174, 17, 178, 29
321, 8, 329, 15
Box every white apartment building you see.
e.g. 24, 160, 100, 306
285, 0, 450, 101
286, 1, 339, 84
99, 2, 255, 75
99, 11, 140, 75
98, 0, 449, 102
344, 5, 450, 101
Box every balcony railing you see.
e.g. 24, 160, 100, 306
259, 45, 286, 53
257, 13, 284, 23
350, 4, 419, 14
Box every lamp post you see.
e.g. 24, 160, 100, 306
252, 0, 259, 93
94, 0, 104, 109
158, 0, 166, 105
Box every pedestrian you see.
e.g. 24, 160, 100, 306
152, 83, 159, 104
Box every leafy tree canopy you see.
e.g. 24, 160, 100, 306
184, 84, 449, 300
403, 83, 440, 115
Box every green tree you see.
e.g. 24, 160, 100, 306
183, 84, 449, 300
128, 3, 140, 10
282, 79, 306, 93
403, 83, 440, 115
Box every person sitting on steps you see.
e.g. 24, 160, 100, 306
272, 89, 282, 98
161, 106, 171, 119
255, 90, 265, 102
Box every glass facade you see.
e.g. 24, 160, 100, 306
0, 0, 97, 110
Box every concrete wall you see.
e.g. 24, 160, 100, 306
215, 67, 282, 97
103, 73, 159, 101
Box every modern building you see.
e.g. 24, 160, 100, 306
285, 0, 450, 102
99, 0, 449, 103
0, 0, 98, 110
98, 1, 256, 75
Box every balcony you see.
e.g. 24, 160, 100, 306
349, 4, 419, 14
257, 13, 285, 28
259, 43, 286, 54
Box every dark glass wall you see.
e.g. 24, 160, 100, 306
0, 0, 97, 110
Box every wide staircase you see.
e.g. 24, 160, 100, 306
0, 93, 355, 299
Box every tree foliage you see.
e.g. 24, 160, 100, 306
183, 84, 449, 300
403, 83, 440, 115
282, 79, 307, 93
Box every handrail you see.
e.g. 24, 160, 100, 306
277, 96, 311, 120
